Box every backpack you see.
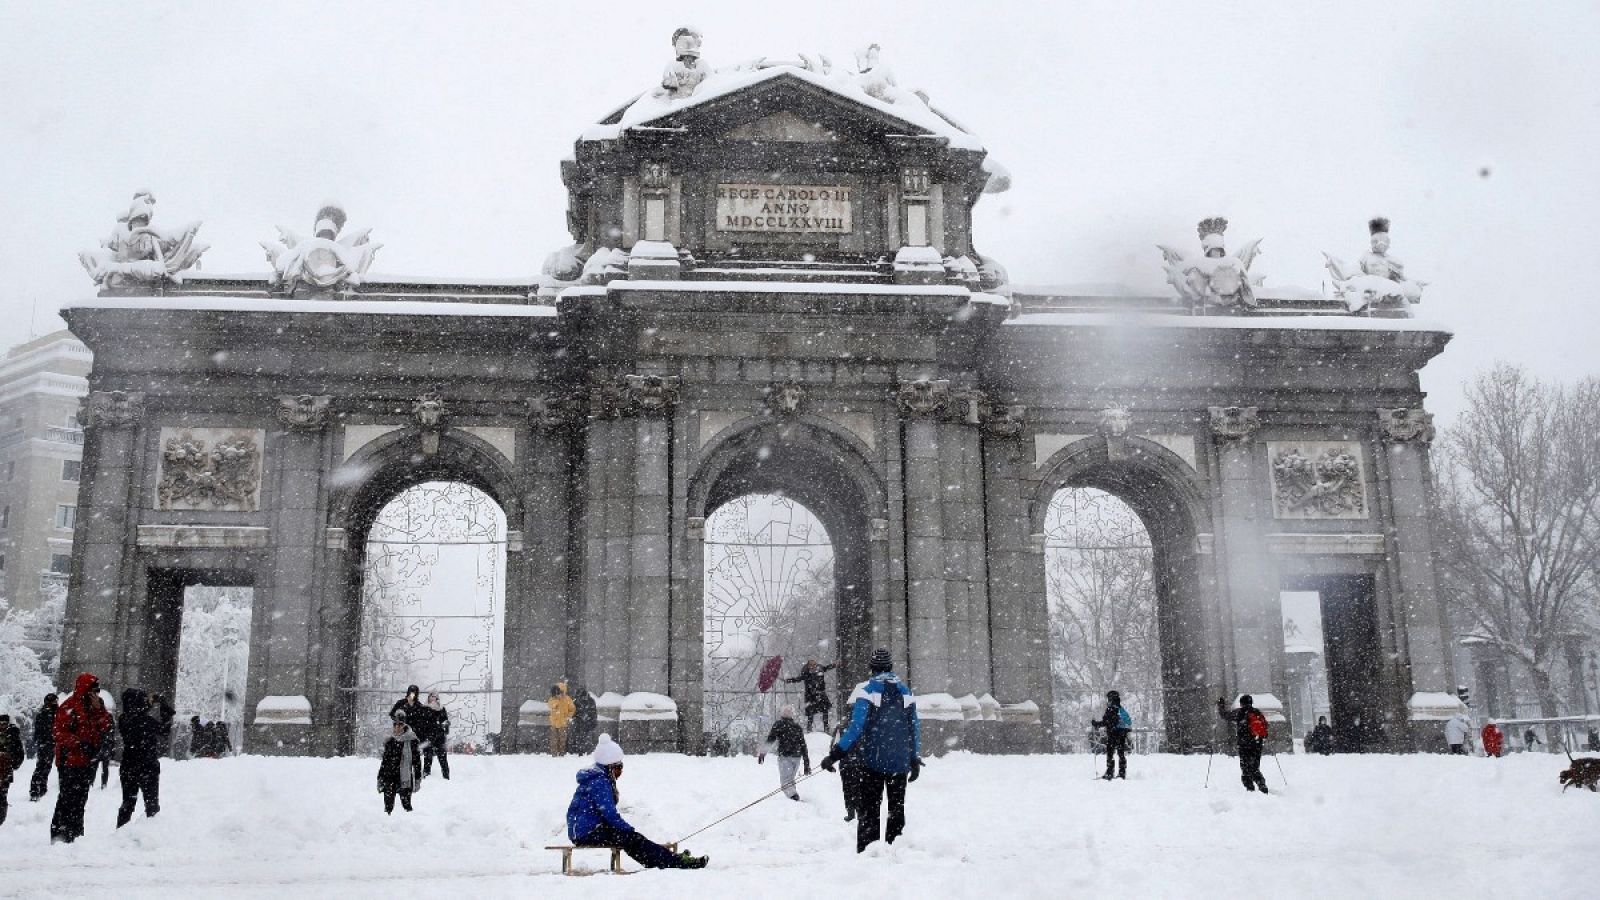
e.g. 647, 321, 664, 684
1246, 708, 1269, 740
1116, 707, 1132, 730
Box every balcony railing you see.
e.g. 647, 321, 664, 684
44, 426, 85, 445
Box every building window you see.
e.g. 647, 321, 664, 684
1, 505, 8, 529
0, 553, 6, 571
62, 459, 81, 482
55, 504, 76, 530
50, 553, 72, 574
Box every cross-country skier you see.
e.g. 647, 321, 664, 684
116, 688, 174, 827
51, 673, 113, 842
566, 734, 708, 869
820, 648, 921, 852
1090, 690, 1132, 780
29, 694, 57, 801
1216, 695, 1270, 794
785, 659, 837, 731
759, 706, 811, 800
377, 715, 422, 814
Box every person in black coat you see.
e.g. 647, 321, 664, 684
759, 707, 812, 800
390, 685, 425, 726
29, 694, 57, 801
1217, 695, 1270, 793
785, 659, 837, 732
1090, 690, 1131, 780
0, 714, 24, 825
569, 685, 599, 752
116, 688, 174, 826
418, 692, 451, 780
377, 717, 423, 813
1307, 716, 1335, 755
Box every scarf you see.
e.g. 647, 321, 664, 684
392, 728, 418, 790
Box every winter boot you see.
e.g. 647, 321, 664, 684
675, 851, 709, 869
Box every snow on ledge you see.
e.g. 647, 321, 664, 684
254, 695, 311, 726
917, 692, 966, 721
619, 691, 678, 721
1408, 691, 1467, 721
581, 280, 975, 297
1009, 311, 1452, 335
66, 296, 557, 318
518, 699, 551, 726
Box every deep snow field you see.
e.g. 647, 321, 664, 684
2, 735, 1596, 899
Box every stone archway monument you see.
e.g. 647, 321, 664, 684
60, 32, 1455, 755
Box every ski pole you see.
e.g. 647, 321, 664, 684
1270, 749, 1288, 787
1204, 746, 1215, 788
675, 769, 825, 845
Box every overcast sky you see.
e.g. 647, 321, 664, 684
3, 1, 1596, 423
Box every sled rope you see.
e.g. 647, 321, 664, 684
675, 770, 825, 845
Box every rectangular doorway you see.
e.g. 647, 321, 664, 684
1283, 574, 1384, 752
144, 569, 254, 755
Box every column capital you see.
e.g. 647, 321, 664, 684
1209, 405, 1261, 442
79, 390, 145, 429
1376, 407, 1435, 444
275, 394, 333, 432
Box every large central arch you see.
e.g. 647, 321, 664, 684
1033, 436, 1221, 751
678, 417, 889, 751
323, 429, 524, 754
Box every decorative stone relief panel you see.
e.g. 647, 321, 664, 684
156, 428, 264, 511
1267, 440, 1368, 520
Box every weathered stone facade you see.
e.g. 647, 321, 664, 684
58, 56, 1455, 755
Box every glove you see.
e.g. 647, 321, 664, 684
820, 750, 840, 772
804, 765, 812, 776
757, 754, 765, 765
909, 758, 922, 782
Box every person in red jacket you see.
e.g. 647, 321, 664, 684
1481, 720, 1506, 758
51, 673, 113, 844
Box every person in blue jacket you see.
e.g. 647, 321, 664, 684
566, 733, 707, 869
820, 648, 921, 852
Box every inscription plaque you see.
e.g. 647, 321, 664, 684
715, 183, 853, 234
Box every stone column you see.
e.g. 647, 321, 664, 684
248, 395, 332, 754
1377, 408, 1453, 746
896, 381, 952, 695
1208, 407, 1279, 699
61, 391, 145, 689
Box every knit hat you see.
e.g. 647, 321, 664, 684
870, 648, 893, 674
1238, 694, 1254, 708
594, 733, 625, 766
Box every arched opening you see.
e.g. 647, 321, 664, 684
1045, 487, 1164, 751
350, 480, 507, 754
686, 420, 883, 753
702, 494, 835, 752
1037, 441, 1214, 752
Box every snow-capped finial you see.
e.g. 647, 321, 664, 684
1197, 216, 1228, 241
1157, 217, 1263, 310
315, 202, 348, 239
261, 203, 380, 295
1368, 216, 1390, 235
1323, 215, 1423, 314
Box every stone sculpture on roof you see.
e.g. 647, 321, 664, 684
261, 203, 381, 295
1158, 217, 1264, 311
658, 26, 708, 98
1323, 217, 1425, 314
79, 191, 209, 289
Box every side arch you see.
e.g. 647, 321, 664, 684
1032, 435, 1222, 751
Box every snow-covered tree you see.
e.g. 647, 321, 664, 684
1437, 365, 1600, 717
173, 587, 252, 731
0, 598, 59, 720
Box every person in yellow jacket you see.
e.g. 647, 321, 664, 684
549, 683, 577, 757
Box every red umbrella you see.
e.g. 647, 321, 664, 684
757, 655, 784, 693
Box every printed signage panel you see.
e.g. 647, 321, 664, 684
715, 184, 853, 234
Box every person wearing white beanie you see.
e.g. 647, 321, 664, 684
566, 734, 707, 869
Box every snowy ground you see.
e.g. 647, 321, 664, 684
3, 735, 1596, 899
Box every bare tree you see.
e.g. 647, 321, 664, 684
1437, 364, 1600, 716
1045, 489, 1163, 743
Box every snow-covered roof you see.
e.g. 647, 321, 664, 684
1008, 311, 1453, 335
582, 63, 983, 152
65, 296, 557, 318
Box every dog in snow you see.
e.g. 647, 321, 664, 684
1559, 756, 1600, 792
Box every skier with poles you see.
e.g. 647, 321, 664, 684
1216, 694, 1271, 794
1089, 690, 1132, 780
820, 648, 921, 852
566, 734, 708, 869
758, 706, 811, 800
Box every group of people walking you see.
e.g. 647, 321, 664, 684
378, 686, 451, 814
4, 673, 177, 843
